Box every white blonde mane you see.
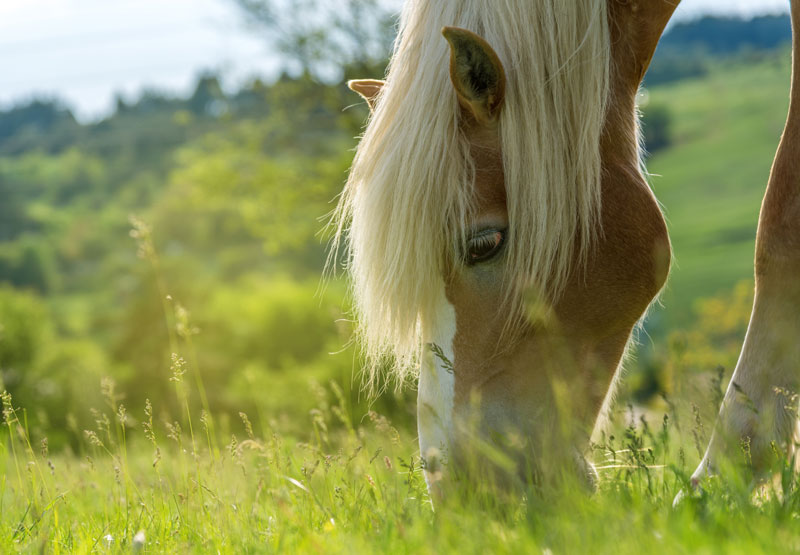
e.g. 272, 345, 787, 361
332, 0, 611, 391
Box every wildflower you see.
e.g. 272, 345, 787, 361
323, 518, 336, 533
103, 534, 114, 547
133, 530, 146, 551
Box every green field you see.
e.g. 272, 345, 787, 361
1, 44, 799, 552
2, 366, 800, 553
646, 50, 791, 330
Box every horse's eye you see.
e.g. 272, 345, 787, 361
465, 229, 505, 265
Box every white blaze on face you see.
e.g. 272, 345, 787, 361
418, 286, 456, 489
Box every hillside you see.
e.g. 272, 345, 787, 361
646, 13, 791, 85
644, 49, 792, 332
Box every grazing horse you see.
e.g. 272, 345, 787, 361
334, 0, 800, 496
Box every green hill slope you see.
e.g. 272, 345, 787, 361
644, 50, 792, 331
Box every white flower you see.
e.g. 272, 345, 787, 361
133, 530, 146, 551
103, 534, 114, 547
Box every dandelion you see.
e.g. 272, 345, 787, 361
323, 518, 336, 533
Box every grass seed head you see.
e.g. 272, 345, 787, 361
170, 354, 187, 383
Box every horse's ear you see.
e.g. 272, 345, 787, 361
347, 79, 385, 112
442, 26, 506, 125
609, 0, 681, 91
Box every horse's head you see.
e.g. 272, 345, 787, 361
339, 0, 678, 498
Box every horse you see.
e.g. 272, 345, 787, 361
334, 0, 800, 498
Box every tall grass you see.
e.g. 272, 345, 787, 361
3, 371, 800, 553
1, 219, 799, 552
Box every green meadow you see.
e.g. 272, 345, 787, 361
1, 40, 799, 552
647, 49, 791, 329
3, 333, 800, 553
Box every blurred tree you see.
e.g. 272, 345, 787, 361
232, 0, 397, 78
189, 74, 227, 117
156, 120, 353, 271
660, 14, 791, 55
0, 240, 57, 294
641, 104, 672, 154
0, 287, 49, 387
0, 175, 31, 241
645, 14, 792, 86
645, 50, 710, 86
13, 241, 57, 293
0, 99, 83, 156
0, 99, 77, 145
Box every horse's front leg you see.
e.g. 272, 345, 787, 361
692, 1, 800, 486
692, 286, 800, 484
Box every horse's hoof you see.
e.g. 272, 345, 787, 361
671, 476, 701, 508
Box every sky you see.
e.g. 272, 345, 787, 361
0, 0, 791, 121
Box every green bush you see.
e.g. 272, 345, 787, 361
641, 103, 673, 154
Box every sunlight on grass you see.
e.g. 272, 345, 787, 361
3, 371, 800, 552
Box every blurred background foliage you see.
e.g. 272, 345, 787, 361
0, 3, 794, 450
